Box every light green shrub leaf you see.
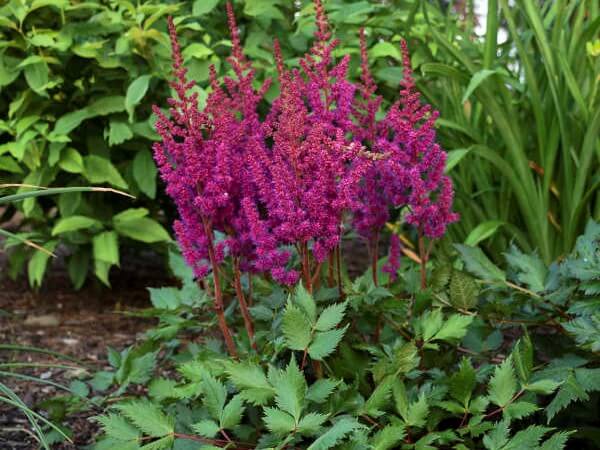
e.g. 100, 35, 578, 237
297, 412, 328, 435
84, 155, 128, 189
27, 240, 57, 288
126, 75, 151, 121
58, 147, 84, 173
306, 379, 339, 404
52, 215, 100, 235
432, 314, 474, 342
201, 372, 227, 419
294, 283, 317, 322
114, 217, 171, 243
465, 221, 504, 247
373, 424, 406, 450
226, 362, 274, 405
192, 0, 219, 15
133, 149, 157, 198
93, 231, 119, 266
370, 41, 401, 60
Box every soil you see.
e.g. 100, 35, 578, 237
0, 256, 172, 450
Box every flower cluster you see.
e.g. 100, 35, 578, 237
351, 32, 459, 246
154, 0, 457, 288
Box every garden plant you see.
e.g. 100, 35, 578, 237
85, 2, 600, 449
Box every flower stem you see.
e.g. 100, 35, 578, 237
203, 220, 237, 358
418, 229, 427, 289
233, 258, 257, 351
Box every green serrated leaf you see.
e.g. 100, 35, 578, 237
488, 356, 517, 408
220, 395, 244, 429
455, 244, 506, 282
263, 407, 296, 435
115, 400, 174, 437
308, 326, 347, 360
282, 303, 312, 351
96, 414, 140, 442
449, 271, 479, 310
315, 302, 346, 331
191, 419, 220, 438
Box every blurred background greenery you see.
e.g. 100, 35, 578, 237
0, 0, 598, 288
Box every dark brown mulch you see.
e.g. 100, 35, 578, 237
0, 258, 172, 450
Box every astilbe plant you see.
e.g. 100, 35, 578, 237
153, 0, 457, 356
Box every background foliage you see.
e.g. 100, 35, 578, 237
1, 0, 599, 286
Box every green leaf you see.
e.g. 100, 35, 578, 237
133, 149, 157, 198
84, 155, 128, 189
114, 216, 170, 243
488, 356, 517, 408
125, 75, 151, 121
140, 435, 174, 450
226, 362, 273, 405
52, 215, 101, 235
24, 62, 49, 94
504, 425, 552, 450
449, 271, 479, 310
27, 240, 57, 288
513, 336, 533, 383
192, 0, 219, 15
405, 393, 429, 428
191, 420, 219, 438
263, 407, 296, 435
524, 380, 561, 395
106, 120, 133, 147
220, 395, 244, 429
306, 379, 338, 404
462, 69, 505, 103
96, 414, 140, 442
93, 231, 119, 266
370, 41, 401, 60
294, 283, 317, 322
115, 400, 174, 437
148, 378, 180, 401
455, 244, 506, 282
483, 419, 510, 450
373, 424, 406, 450
202, 372, 227, 420
432, 314, 473, 342
58, 147, 84, 173
297, 412, 328, 436
465, 221, 504, 246
282, 303, 312, 351
308, 326, 347, 360
271, 359, 306, 421
545, 373, 589, 422
539, 431, 573, 450
363, 375, 394, 417
450, 358, 476, 404
182, 43, 213, 61
315, 302, 346, 331
504, 246, 547, 293
307, 417, 362, 450
444, 148, 470, 173
504, 401, 539, 421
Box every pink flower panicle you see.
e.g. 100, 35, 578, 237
351, 36, 458, 241
154, 1, 458, 286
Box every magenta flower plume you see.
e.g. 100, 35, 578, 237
152, 10, 271, 278
351, 32, 458, 243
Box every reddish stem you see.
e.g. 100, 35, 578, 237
302, 242, 312, 293
327, 251, 335, 287
203, 220, 237, 358
233, 258, 257, 351
370, 233, 380, 287
418, 229, 427, 289
336, 244, 344, 299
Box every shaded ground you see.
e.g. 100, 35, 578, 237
0, 257, 171, 449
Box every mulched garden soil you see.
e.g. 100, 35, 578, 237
0, 253, 172, 450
